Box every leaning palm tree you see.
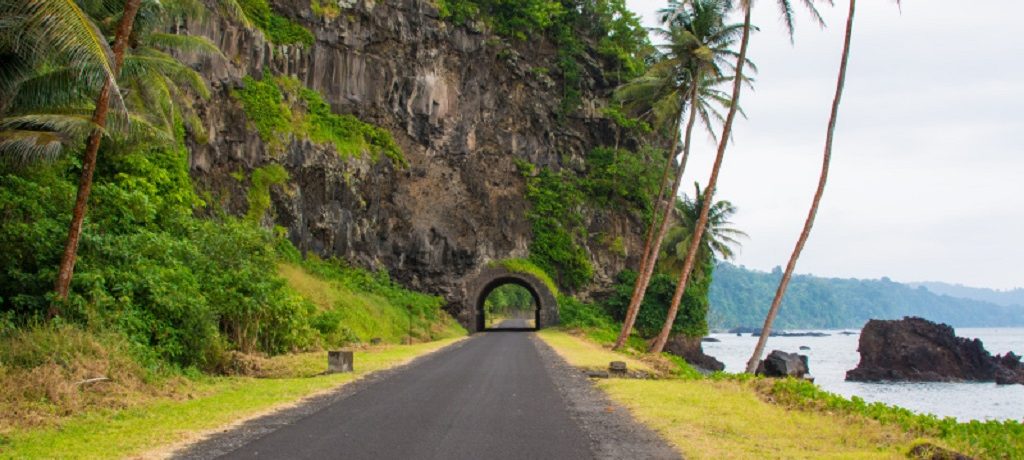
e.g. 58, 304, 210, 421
51, 0, 144, 309
648, 0, 828, 354
658, 183, 746, 278
612, 0, 745, 350
745, 0, 899, 373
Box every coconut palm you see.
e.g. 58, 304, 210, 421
612, 0, 745, 350
0, 0, 222, 311
745, 0, 899, 373
658, 183, 746, 278
648, 0, 828, 354
0, 0, 126, 162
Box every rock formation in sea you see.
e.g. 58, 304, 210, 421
846, 316, 1024, 384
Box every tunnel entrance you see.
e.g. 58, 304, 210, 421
464, 266, 559, 333
480, 282, 540, 331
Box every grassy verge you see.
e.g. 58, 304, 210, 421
0, 338, 462, 459
537, 330, 947, 459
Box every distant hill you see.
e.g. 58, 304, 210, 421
907, 281, 1024, 308
708, 263, 1024, 330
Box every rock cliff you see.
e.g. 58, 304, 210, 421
179, 0, 647, 318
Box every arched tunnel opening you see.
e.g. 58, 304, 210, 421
465, 266, 559, 333
477, 279, 541, 331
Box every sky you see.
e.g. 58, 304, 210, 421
622, 0, 1024, 290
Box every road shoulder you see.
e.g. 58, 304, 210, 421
530, 333, 681, 460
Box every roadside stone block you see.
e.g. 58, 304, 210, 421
328, 350, 354, 373
609, 361, 627, 376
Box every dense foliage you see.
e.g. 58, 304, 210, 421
233, 76, 405, 165
237, 0, 314, 46
605, 268, 711, 338
0, 126, 446, 372
516, 144, 665, 292
437, 0, 653, 113
709, 263, 1024, 329
483, 284, 535, 318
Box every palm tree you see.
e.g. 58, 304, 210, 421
0, 0, 125, 162
745, 0, 898, 373
50, 0, 143, 309
658, 183, 746, 278
612, 0, 744, 350
648, 0, 827, 354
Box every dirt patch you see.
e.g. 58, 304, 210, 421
530, 334, 681, 460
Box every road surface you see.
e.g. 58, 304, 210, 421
217, 332, 593, 459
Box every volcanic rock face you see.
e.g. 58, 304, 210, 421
665, 335, 725, 372
178, 0, 647, 316
846, 317, 1024, 384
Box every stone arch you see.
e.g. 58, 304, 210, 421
462, 266, 558, 333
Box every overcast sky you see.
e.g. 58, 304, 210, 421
622, 0, 1024, 290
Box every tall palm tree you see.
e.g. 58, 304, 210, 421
612, 0, 743, 350
658, 183, 746, 278
745, 0, 898, 373
51, 0, 143, 309
649, 0, 827, 354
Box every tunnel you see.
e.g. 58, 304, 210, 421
463, 266, 559, 333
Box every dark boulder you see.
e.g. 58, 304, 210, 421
665, 335, 725, 372
702, 337, 721, 343
755, 350, 809, 378
846, 317, 1024, 384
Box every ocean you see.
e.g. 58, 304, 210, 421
703, 327, 1024, 422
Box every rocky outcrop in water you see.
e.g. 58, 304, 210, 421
177, 0, 651, 323
846, 317, 1024, 384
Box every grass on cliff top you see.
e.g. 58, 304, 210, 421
536, 329, 938, 460
0, 338, 463, 459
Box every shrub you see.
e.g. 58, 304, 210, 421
236, 0, 314, 46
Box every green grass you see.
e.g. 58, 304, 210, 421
536, 329, 653, 373
232, 76, 405, 166
765, 378, 1024, 459
536, 329, 946, 459
0, 339, 462, 459
279, 261, 465, 345
599, 379, 916, 459
489, 258, 559, 296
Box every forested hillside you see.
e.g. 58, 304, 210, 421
708, 263, 1024, 329
908, 282, 1024, 308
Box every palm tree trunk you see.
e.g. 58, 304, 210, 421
649, 7, 753, 354
614, 85, 700, 350
745, 0, 856, 373
51, 0, 142, 313
613, 108, 684, 350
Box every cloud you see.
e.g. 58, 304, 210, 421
624, 0, 1024, 289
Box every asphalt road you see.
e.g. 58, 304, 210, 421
218, 332, 594, 459
491, 318, 534, 329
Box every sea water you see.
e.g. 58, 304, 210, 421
703, 327, 1024, 422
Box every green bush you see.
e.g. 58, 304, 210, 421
604, 267, 711, 339
521, 166, 593, 291
233, 75, 405, 166
232, 76, 292, 144
245, 164, 289, 223
236, 0, 314, 46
